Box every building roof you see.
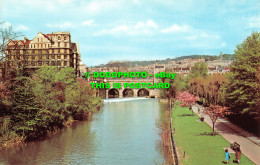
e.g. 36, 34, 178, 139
7, 39, 31, 48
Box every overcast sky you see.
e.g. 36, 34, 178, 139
1, 0, 260, 66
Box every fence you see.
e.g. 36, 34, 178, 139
170, 107, 179, 165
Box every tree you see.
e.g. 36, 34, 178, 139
187, 62, 209, 80
9, 76, 42, 139
0, 22, 22, 61
225, 32, 260, 115
176, 91, 199, 115
204, 105, 228, 136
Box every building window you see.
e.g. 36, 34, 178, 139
52, 55, 55, 59
58, 49, 60, 53
57, 61, 61, 66
38, 38, 39, 42
64, 36, 67, 40
64, 55, 67, 59
39, 55, 42, 60
38, 62, 42, 66
57, 55, 61, 59
58, 42, 60, 47
41, 38, 43, 42
39, 50, 42, 54
58, 36, 61, 40
64, 61, 67, 66
51, 61, 55, 66
31, 61, 35, 66
32, 56, 35, 60
46, 61, 49, 66
64, 43, 67, 47
46, 55, 49, 59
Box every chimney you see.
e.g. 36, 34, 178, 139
24, 37, 28, 42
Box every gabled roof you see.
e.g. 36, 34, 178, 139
42, 33, 52, 42
6, 39, 31, 48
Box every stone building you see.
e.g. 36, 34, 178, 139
4, 32, 81, 76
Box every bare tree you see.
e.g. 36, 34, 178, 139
0, 22, 22, 62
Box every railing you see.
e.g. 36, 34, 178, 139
170, 107, 179, 165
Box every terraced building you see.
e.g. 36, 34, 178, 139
4, 32, 81, 76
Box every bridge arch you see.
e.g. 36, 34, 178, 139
108, 88, 119, 98
137, 88, 149, 97
123, 88, 134, 97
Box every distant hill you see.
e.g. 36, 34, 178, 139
92, 54, 234, 68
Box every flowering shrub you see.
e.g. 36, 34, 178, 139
176, 91, 199, 107
204, 105, 228, 135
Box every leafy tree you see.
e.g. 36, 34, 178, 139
66, 78, 101, 120
176, 91, 199, 115
225, 32, 260, 115
204, 105, 228, 136
187, 62, 209, 80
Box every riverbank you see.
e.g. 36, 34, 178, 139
0, 107, 101, 151
0, 99, 167, 164
171, 102, 253, 164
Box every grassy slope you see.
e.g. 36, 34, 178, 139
171, 103, 254, 165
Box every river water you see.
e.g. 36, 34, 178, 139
0, 98, 168, 165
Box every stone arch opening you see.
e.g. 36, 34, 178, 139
108, 88, 119, 98
123, 88, 134, 97
137, 88, 149, 97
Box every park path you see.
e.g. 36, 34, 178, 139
192, 105, 260, 165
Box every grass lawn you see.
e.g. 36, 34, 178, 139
171, 103, 254, 165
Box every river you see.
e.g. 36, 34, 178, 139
0, 98, 169, 165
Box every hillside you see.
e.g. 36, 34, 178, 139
92, 54, 234, 68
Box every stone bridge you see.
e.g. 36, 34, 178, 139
91, 78, 160, 99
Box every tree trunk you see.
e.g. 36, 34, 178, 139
212, 123, 215, 136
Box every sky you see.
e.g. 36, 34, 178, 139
1, 0, 260, 66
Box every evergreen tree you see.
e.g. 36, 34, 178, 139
10, 76, 42, 139
226, 32, 260, 115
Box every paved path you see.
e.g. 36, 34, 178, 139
192, 104, 260, 165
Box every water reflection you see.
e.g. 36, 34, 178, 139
0, 99, 167, 165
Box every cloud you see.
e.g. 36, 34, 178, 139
82, 20, 96, 26
134, 20, 158, 29
95, 25, 129, 36
0, 22, 12, 28
161, 24, 191, 33
46, 22, 74, 28
220, 42, 226, 47
95, 20, 158, 36
248, 15, 260, 28
15, 25, 29, 31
